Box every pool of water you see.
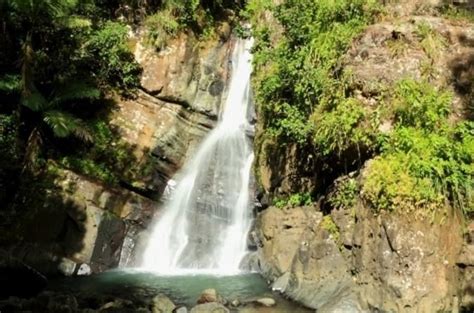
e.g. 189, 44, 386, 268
48, 270, 311, 312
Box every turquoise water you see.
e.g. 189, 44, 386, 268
49, 270, 311, 312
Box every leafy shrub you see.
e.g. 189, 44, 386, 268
440, 4, 474, 23
145, 8, 181, 49
415, 21, 447, 60
362, 124, 473, 215
250, 0, 380, 146
273, 192, 313, 208
329, 178, 359, 209
393, 79, 451, 130
86, 21, 141, 92
312, 98, 379, 157
59, 120, 137, 185
321, 215, 340, 242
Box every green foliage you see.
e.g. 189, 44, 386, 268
439, 5, 474, 23
250, 0, 380, 146
145, 8, 180, 49
312, 98, 379, 157
58, 120, 151, 186
274, 192, 313, 208
0, 75, 21, 94
363, 124, 473, 216
321, 215, 340, 242
329, 178, 359, 209
144, 0, 240, 49
86, 21, 141, 92
393, 79, 451, 130
415, 21, 447, 60
248, 1, 472, 219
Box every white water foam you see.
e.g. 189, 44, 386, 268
141, 38, 255, 275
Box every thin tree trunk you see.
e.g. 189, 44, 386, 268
21, 126, 42, 175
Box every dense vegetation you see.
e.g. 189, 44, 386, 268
246, 0, 473, 217
0, 0, 241, 204
0, 0, 472, 221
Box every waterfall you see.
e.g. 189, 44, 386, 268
141, 38, 254, 274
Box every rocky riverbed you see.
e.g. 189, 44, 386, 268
0, 271, 312, 313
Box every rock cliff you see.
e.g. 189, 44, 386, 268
253, 2, 474, 312
3, 30, 236, 276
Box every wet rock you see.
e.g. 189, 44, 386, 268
190, 303, 229, 313
152, 294, 176, 313
197, 288, 223, 304
254, 297, 276, 307
58, 258, 77, 276
175, 307, 188, 313
77, 263, 92, 276
230, 299, 241, 307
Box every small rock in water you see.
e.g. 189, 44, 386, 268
175, 307, 188, 313
100, 301, 119, 310
58, 258, 77, 276
190, 303, 229, 313
197, 288, 219, 304
230, 299, 241, 307
255, 297, 276, 307
152, 294, 176, 313
77, 263, 92, 276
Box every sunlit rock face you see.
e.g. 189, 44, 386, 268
256, 203, 464, 312
112, 32, 236, 198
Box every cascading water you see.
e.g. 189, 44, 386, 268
141, 38, 255, 274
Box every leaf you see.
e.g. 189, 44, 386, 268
51, 81, 101, 106
43, 110, 92, 142
21, 91, 48, 111
0, 74, 21, 93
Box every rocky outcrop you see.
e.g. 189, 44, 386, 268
2, 30, 236, 277
6, 169, 156, 276
254, 10, 474, 313
111, 91, 216, 198
111, 32, 235, 197
136, 33, 232, 117
344, 16, 474, 120
457, 222, 474, 311
256, 204, 465, 312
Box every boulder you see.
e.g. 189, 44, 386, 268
175, 307, 188, 313
254, 297, 276, 307
190, 303, 229, 313
256, 202, 465, 312
197, 288, 223, 304
152, 294, 176, 313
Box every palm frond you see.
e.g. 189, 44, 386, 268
10, 0, 78, 20
21, 91, 48, 112
50, 81, 101, 107
43, 110, 92, 142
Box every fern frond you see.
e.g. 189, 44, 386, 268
51, 81, 101, 107
21, 91, 48, 112
0, 74, 21, 93
43, 110, 92, 142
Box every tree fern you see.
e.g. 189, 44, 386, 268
50, 81, 101, 107
43, 110, 92, 142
